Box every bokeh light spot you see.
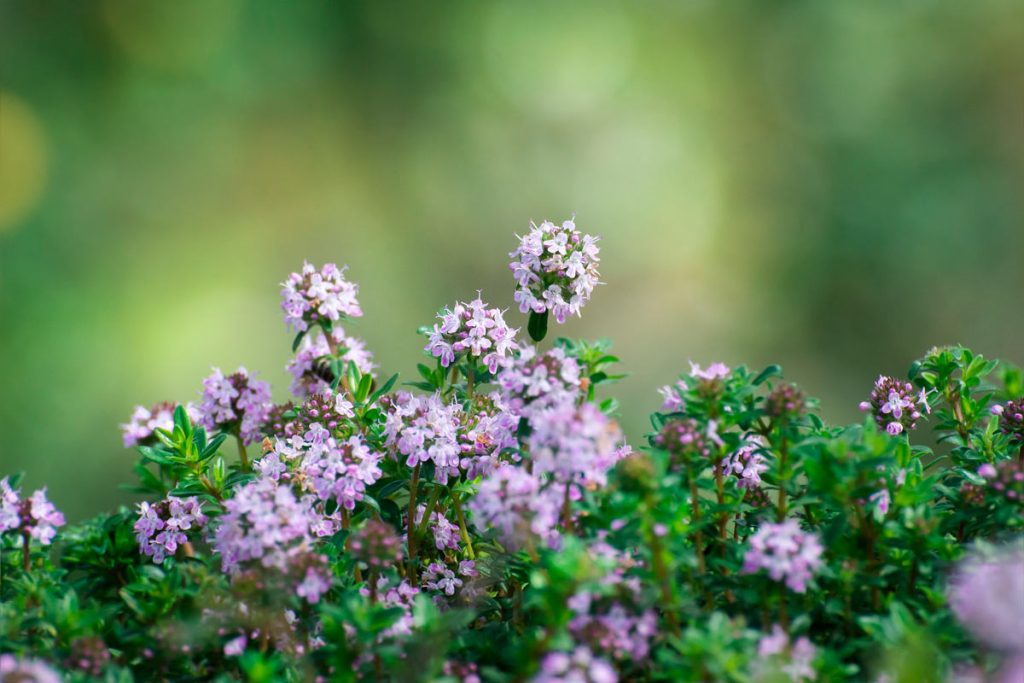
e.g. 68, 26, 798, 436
0, 91, 49, 233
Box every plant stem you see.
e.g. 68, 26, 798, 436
451, 493, 475, 559
236, 435, 249, 470
407, 463, 421, 585
561, 483, 574, 533
466, 365, 475, 398
714, 465, 727, 545
776, 436, 788, 522
22, 535, 30, 572
417, 485, 442, 541
646, 495, 680, 636
689, 472, 705, 575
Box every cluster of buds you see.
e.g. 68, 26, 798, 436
977, 461, 1024, 504
425, 295, 519, 374
197, 367, 273, 445
0, 477, 65, 549
765, 383, 805, 422
509, 218, 601, 324
992, 398, 1024, 442
859, 375, 929, 436
134, 496, 207, 564
350, 519, 404, 570
65, 637, 111, 678
265, 402, 301, 439
281, 261, 362, 333
653, 418, 720, 466
294, 390, 354, 435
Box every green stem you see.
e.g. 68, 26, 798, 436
466, 365, 475, 398
22, 534, 30, 572
236, 436, 249, 471
776, 436, 788, 522
689, 471, 705, 576
417, 485, 442, 541
452, 493, 475, 559
407, 463, 421, 585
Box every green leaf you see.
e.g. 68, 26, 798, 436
528, 310, 549, 342
292, 330, 307, 353
752, 364, 782, 386
369, 373, 399, 405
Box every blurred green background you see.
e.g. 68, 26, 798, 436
1, 0, 1022, 521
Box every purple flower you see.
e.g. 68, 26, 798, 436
197, 367, 273, 445
223, 635, 247, 657
423, 562, 463, 596
720, 436, 769, 490
994, 398, 1024, 442
458, 392, 520, 479
384, 391, 463, 484
534, 646, 617, 683
0, 478, 65, 547
657, 380, 687, 412
287, 327, 375, 399
861, 376, 925, 436
498, 345, 582, 414
510, 218, 601, 324
121, 402, 199, 448
134, 496, 207, 564
742, 520, 824, 593
301, 433, 384, 512
468, 463, 561, 550
689, 361, 730, 382
350, 519, 404, 569
948, 543, 1024, 653
295, 564, 332, 604
654, 418, 717, 465
0, 655, 62, 683
425, 295, 519, 373
528, 400, 627, 494
754, 626, 818, 682
213, 478, 320, 574
281, 261, 362, 333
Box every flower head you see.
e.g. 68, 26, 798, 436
0, 655, 62, 683
197, 367, 273, 445
213, 478, 320, 574
742, 520, 824, 593
384, 391, 463, 484
721, 436, 769, 490
510, 218, 601, 323
134, 496, 207, 564
468, 464, 560, 551
995, 398, 1024, 442
654, 418, 718, 465
948, 543, 1024, 653
498, 345, 582, 414
860, 376, 924, 436
350, 519, 404, 569
281, 261, 362, 333
0, 478, 65, 546
533, 646, 617, 683
425, 295, 519, 373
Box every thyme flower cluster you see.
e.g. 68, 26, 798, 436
510, 218, 601, 323
859, 375, 929, 436
425, 295, 519, 373
4, 225, 1024, 682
